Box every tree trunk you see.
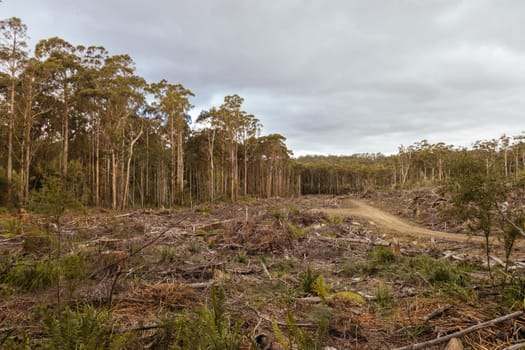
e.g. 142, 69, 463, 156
208, 130, 215, 201
243, 144, 248, 197
121, 128, 143, 209
111, 149, 117, 210
170, 118, 176, 204
94, 121, 100, 206
7, 78, 15, 201
230, 143, 237, 202
176, 130, 184, 200
62, 86, 69, 177
19, 82, 33, 204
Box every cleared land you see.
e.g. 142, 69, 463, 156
1, 193, 525, 349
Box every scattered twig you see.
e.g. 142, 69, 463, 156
117, 323, 164, 333
261, 261, 272, 280
188, 281, 215, 289
298, 296, 322, 303
392, 310, 524, 350
423, 304, 452, 322
489, 255, 506, 267
107, 270, 122, 308
246, 306, 316, 328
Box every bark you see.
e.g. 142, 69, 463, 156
111, 149, 117, 210
121, 127, 143, 209
7, 77, 15, 196
62, 84, 69, 177
176, 130, 184, 198
207, 129, 215, 201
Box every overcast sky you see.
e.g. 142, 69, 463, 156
3, 0, 525, 156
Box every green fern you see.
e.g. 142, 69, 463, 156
312, 275, 331, 302
41, 305, 128, 350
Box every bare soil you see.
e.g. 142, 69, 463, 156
320, 198, 484, 243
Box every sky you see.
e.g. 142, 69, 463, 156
2, 0, 525, 156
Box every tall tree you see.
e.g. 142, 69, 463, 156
197, 107, 220, 201
150, 80, 194, 204
76, 45, 109, 206
99, 54, 145, 209
0, 17, 28, 200
35, 37, 81, 178
239, 112, 260, 197
17, 57, 52, 203
219, 94, 244, 202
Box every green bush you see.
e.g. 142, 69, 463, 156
375, 283, 393, 308
372, 246, 396, 265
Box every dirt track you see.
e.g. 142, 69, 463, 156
320, 198, 486, 243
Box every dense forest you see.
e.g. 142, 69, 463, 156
1, 17, 524, 210
0, 17, 298, 209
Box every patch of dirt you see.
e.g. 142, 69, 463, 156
360, 187, 465, 233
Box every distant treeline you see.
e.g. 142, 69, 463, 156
297, 135, 525, 194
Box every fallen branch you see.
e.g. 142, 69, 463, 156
392, 310, 524, 350
503, 342, 525, 350
188, 281, 215, 289
194, 219, 238, 232
89, 225, 177, 279
247, 306, 315, 328
117, 323, 164, 333
490, 255, 506, 267
495, 203, 525, 239
423, 304, 452, 322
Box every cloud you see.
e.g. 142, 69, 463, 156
3, 0, 525, 155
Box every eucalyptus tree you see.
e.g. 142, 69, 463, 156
0, 17, 28, 197
196, 107, 220, 201
16, 57, 54, 203
441, 149, 525, 279
218, 94, 244, 201
255, 133, 291, 197
35, 37, 81, 178
75, 45, 110, 206
239, 112, 260, 197
149, 80, 194, 204
98, 54, 146, 209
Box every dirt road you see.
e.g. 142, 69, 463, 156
320, 198, 486, 243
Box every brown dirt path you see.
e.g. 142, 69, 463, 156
320, 198, 486, 243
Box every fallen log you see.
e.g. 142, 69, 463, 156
392, 310, 524, 350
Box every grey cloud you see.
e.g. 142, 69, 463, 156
4, 0, 525, 155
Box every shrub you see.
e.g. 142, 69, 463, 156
299, 267, 320, 295
372, 246, 396, 265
